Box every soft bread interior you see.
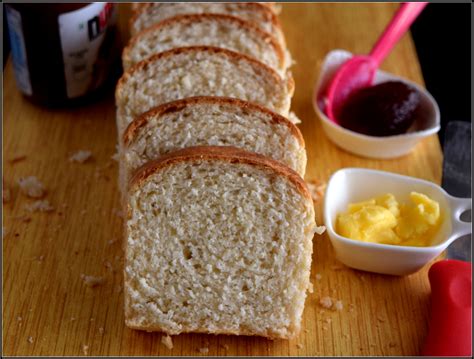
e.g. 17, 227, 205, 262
125, 156, 315, 338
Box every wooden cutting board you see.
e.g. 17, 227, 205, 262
3, 3, 443, 356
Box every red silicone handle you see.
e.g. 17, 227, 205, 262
422, 259, 472, 356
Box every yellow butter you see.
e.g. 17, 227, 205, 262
336, 192, 441, 247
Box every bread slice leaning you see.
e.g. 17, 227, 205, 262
129, 2, 285, 47
124, 146, 316, 339
123, 14, 289, 75
115, 46, 294, 140
119, 96, 306, 192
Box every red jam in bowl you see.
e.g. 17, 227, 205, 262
337, 81, 421, 137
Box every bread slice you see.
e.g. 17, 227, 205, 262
129, 2, 285, 47
131, 2, 279, 15
124, 146, 316, 339
115, 46, 294, 139
123, 14, 289, 75
119, 96, 306, 192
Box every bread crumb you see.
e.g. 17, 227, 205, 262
315, 273, 322, 280
115, 284, 123, 294
17, 316, 23, 321
288, 111, 302, 124
308, 282, 314, 293
331, 264, 345, 271
296, 343, 303, 349
69, 150, 92, 163
314, 225, 326, 235
319, 296, 333, 309
198, 347, 209, 354
111, 146, 120, 162
334, 300, 344, 311
26, 200, 54, 212
107, 238, 118, 245
18, 176, 46, 198
161, 335, 173, 349
82, 344, 89, 355
220, 344, 229, 350
27, 336, 34, 344
98, 327, 104, 335
80, 274, 105, 287
70, 317, 76, 321
377, 316, 386, 323
3, 187, 11, 203
306, 179, 327, 203
304, 329, 309, 333
9, 154, 27, 164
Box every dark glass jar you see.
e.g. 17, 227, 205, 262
5, 3, 121, 107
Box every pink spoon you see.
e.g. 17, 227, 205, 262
325, 2, 428, 123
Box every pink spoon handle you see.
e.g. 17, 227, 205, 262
370, 2, 428, 67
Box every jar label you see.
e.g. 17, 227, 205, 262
58, 3, 117, 99
6, 5, 33, 96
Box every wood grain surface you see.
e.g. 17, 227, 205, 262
3, 3, 443, 356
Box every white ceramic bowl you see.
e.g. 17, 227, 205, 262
313, 50, 441, 159
324, 168, 471, 276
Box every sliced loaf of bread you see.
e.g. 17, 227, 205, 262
115, 46, 294, 139
129, 2, 285, 47
119, 96, 306, 192
123, 14, 289, 74
124, 146, 316, 338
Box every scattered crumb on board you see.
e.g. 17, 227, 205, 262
69, 150, 92, 163
161, 335, 173, 349
308, 282, 314, 293
334, 300, 344, 311
320, 296, 344, 311
26, 200, 54, 212
27, 336, 34, 344
80, 274, 105, 287
306, 179, 327, 203
98, 327, 104, 335
17, 176, 46, 198
82, 344, 89, 355
198, 347, 209, 354
111, 146, 120, 162
296, 343, 303, 349
319, 296, 333, 309
314, 225, 326, 235
315, 273, 322, 280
